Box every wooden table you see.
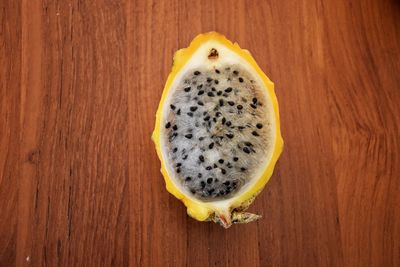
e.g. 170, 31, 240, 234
1, 0, 399, 266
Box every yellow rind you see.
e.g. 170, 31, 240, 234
152, 32, 283, 222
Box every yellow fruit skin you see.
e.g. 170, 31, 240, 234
152, 32, 284, 223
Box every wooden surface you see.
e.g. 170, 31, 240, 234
1, 0, 399, 266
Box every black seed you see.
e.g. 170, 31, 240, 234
177, 109, 181, 115
216, 112, 222, 117
226, 133, 234, 139
200, 181, 206, 188
165, 122, 171, 128
233, 70, 239, 75
190, 106, 198, 112
221, 168, 226, 174
170, 104, 176, 110
227, 162, 232, 168
176, 163, 182, 167
194, 71, 201, 75
185, 134, 193, 139
207, 77, 213, 82
218, 159, 224, 164
244, 142, 252, 147
252, 131, 259, 136
177, 168, 181, 173
187, 112, 193, 117
199, 155, 205, 162
225, 87, 233, 93
215, 69, 220, 74
198, 173, 202, 178
238, 126, 245, 130
204, 116, 210, 121
237, 104, 243, 110
217, 91, 222, 96
243, 147, 251, 154
211, 87, 216, 92
172, 125, 178, 131
214, 80, 219, 84
213, 164, 218, 168
207, 178, 213, 184
197, 101, 204, 106
233, 157, 239, 162
207, 92, 215, 97
256, 123, 263, 129
223, 93, 229, 97
213, 117, 217, 123
190, 189, 196, 194
197, 84, 203, 89
219, 99, 224, 106
228, 101, 235, 106
224, 181, 230, 186
198, 90, 204, 95
184, 87, 191, 92
208, 188, 215, 194
185, 177, 192, 181
250, 103, 257, 109
209, 142, 214, 149
173, 147, 178, 153
199, 137, 205, 141
183, 155, 188, 160
239, 77, 244, 82
226, 121, 232, 127
241, 167, 247, 172
252, 97, 258, 104
222, 117, 226, 124
206, 166, 212, 170
219, 190, 226, 195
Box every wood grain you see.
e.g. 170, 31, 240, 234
1, 0, 399, 266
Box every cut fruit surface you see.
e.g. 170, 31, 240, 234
152, 32, 283, 228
